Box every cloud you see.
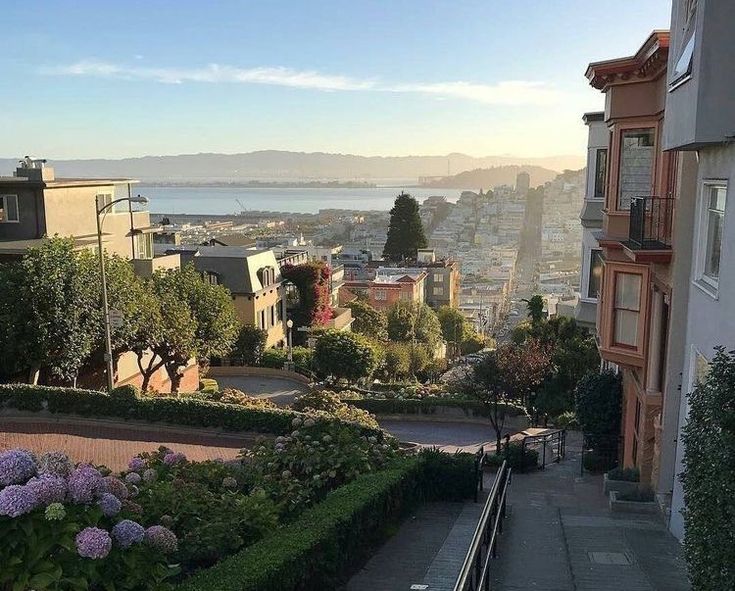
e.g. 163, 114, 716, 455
45, 59, 563, 105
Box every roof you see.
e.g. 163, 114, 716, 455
582, 111, 605, 124
585, 30, 670, 91
0, 235, 100, 255
0, 177, 137, 188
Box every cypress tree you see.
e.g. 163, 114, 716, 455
383, 192, 428, 263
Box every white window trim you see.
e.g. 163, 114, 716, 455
692, 180, 727, 300
0, 194, 20, 223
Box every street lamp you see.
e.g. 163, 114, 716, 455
95, 194, 148, 393
286, 319, 294, 364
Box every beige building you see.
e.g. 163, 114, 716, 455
162, 245, 287, 348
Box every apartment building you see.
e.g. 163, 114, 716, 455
574, 112, 608, 332
586, 31, 676, 486
0, 160, 191, 391
342, 270, 427, 312
659, 0, 735, 540
163, 245, 287, 348
416, 248, 460, 309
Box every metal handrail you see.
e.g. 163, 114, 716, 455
520, 429, 566, 472
453, 460, 512, 591
474, 446, 487, 502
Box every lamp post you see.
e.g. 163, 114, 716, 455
286, 319, 294, 364
95, 194, 148, 393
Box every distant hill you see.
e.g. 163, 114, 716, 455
419, 165, 559, 190
0, 150, 582, 183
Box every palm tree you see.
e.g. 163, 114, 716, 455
522, 295, 545, 324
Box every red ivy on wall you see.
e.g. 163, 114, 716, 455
282, 261, 332, 330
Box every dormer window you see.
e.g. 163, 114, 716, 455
670, 0, 697, 91
202, 271, 220, 286
258, 266, 275, 288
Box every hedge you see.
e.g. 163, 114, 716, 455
344, 397, 525, 419
0, 383, 304, 435
179, 452, 476, 591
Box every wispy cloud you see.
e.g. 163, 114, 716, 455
45, 59, 563, 105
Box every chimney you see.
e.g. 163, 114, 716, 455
15, 156, 55, 181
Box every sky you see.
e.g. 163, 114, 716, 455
1, 0, 672, 161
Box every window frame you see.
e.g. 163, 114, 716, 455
593, 149, 608, 199
0, 194, 20, 223
586, 248, 603, 301
611, 270, 644, 350
616, 127, 656, 211
693, 181, 727, 297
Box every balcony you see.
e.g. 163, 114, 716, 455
132, 252, 181, 277
623, 196, 674, 263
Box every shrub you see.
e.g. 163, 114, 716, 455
291, 390, 379, 430
606, 467, 640, 482
110, 384, 139, 400
344, 397, 524, 419
418, 448, 476, 501
582, 451, 616, 473
232, 325, 268, 366
0, 449, 178, 590
485, 443, 539, 472
198, 378, 219, 395
574, 371, 622, 448
0, 383, 381, 437
617, 487, 655, 502
204, 388, 278, 410
552, 411, 578, 429
681, 347, 735, 590
260, 347, 313, 369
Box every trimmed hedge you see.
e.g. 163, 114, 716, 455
345, 397, 525, 419
179, 452, 476, 590
178, 457, 425, 591
0, 383, 302, 434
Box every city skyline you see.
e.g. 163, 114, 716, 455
3, 0, 670, 160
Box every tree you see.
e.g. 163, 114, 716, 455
0, 238, 100, 386
148, 265, 239, 392
514, 316, 600, 419
383, 343, 411, 381
522, 294, 545, 324
460, 334, 486, 355
681, 347, 735, 590
437, 306, 477, 357
282, 261, 332, 341
347, 299, 388, 341
382, 192, 427, 263
386, 301, 442, 351
462, 341, 551, 453
574, 371, 621, 448
313, 330, 380, 383
232, 324, 268, 366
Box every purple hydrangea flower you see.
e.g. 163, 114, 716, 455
76, 527, 112, 559
112, 519, 145, 548
68, 464, 103, 504
144, 525, 178, 554
0, 485, 38, 517
26, 475, 67, 506
122, 500, 142, 514
128, 457, 146, 472
142, 468, 157, 483
37, 451, 72, 477
124, 472, 142, 485
0, 449, 37, 486
162, 452, 186, 467
101, 476, 129, 501
98, 493, 122, 517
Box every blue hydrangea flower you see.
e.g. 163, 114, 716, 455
68, 464, 103, 504
0, 484, 38, 517
0, 449, 36, 486
98, 492, 122, 517
76, 527, 112, 559
144, 525, 178, 554
128, 457, 146, 472
112, 519, 145, 548
37, 451, 72, 477
125, 472, 142, 485
142, 468, 157, 483
26, 475, 67, 505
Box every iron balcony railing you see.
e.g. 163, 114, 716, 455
627, 195, 674, 250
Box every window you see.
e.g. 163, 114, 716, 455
594, 149, 607, 198
587, 249, 603, 299
0, 195, 19, 222
399, 291, 411, 301
433, 286, 444, 296
374, 289, 387, 301
270, 305, 275, 327
135, 233, 153, 259
260, 309, 266, 329
433, 273, 444, 283
670, 31, 695, 89
613, 272, 642, 347
276, 300, 283, 322
202, 271, 219, 286
696, 183, 726, 291
618, 129, 655, 210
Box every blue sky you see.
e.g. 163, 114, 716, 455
2, 1, 671, 161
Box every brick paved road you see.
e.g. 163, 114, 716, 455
0, 417, 257, 471
379, 419, 513, 453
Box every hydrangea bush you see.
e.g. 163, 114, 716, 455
0, 449, 178, 591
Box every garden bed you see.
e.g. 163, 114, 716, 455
609, 489, 659, 515
603, 468, 640, 496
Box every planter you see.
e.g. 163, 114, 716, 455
603, 473, 641, 496
609, 490, 659, 515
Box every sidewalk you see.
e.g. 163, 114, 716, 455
491, 432, 691, 591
